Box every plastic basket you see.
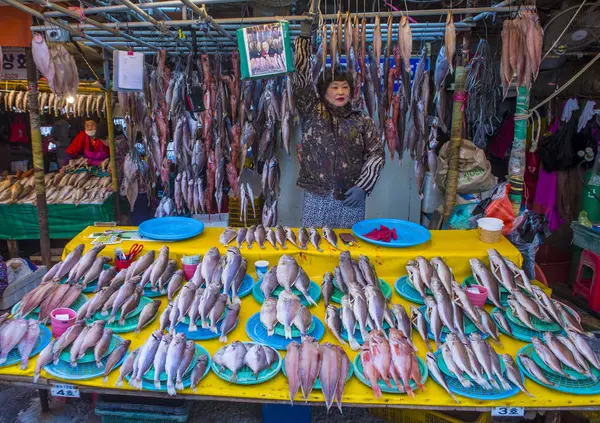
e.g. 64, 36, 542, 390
368, 409, 491, 423
95, 395, 192, 423
572, 222, 600, 255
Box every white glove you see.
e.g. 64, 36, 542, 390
561, 98, 579, 122
578, 100, 595, 132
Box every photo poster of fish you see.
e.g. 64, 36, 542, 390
237, 21, 295, 80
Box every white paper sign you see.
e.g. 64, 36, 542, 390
50, 383, 80, 398
491, 406, 525, 417
113, 50, 144, 91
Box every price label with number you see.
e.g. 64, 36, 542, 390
491, 406, 525, 417
50, 383, 80, 398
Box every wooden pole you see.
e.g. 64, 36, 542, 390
508, 85, 529, 216
26, 48, 51, 267
103, 49, 121, 222
442, 35, 470, 222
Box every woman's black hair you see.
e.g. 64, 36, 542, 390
316, 65, 354, 99
95, 119, 109, 139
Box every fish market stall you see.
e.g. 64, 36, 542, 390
0, 225, 597, 413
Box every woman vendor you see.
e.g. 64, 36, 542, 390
291, 24, 385, 228
65, 118, 110, 166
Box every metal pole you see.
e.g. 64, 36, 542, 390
2, 0, 117, 51
70, 41, 103, 84
25, 48, 51, 268
179, 0, 236, 43
114, 0, 192, 50
31, 0, 160, 50
103, 49, 121, 222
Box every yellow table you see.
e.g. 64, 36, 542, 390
0, 226, 595, 411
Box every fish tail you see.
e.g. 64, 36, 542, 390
490, 379, 500, 390
382, 376, 393, 389
118, 318, 125, 326
176, 380, 184, 391
267, 329, 274, 337
210, 325, 218, 334
349, 338, 360, 351
115, 378, 123, 387
219, 334, 228, 343
523, 387, 535, 398
285, 326, 292, 340
307, 296, 318, 306
167, 383, 176, 396
96, 360, 104, 369
201, 320, 209, 329
33, 373, 39, 384
107, 315, 115, 324
103, 376, 108, 384
154, 380, 161, 390
189, 322, 197, 332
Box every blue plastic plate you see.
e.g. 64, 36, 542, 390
245, 312, 324, 351
139, 217, 204, 241
175, 307, 239, 342
0, 324, 52, 368
352, 219, 431, 248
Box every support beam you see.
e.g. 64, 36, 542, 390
180, 0, 236, 43
26, 48, 51, 268
2, 0, 117, 51
31, 0, 159, 50
103, 50, 121, 222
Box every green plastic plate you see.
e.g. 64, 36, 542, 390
353, 353, 428, 394
86, 296, 155, 333
12, 293, 88, 322
282, 359, 353, 390
331, 279, 392, 304
516, 344, 600, 395
528, 344, 600, 381
211, 342, 282, 385
252, 280, 321, 307
492, 307, 545, 342
58, 332, 120, 365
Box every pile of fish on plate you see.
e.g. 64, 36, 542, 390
284, 338, 350, 411
1, 89, 107, 117
428, 333, 530, 402
500, 10, 543, 97
526, 332, 600, 383
0, 315, 42, 370
12, 244, 108, 323
259, 255, 318, 306
31, 33, 79, 98
122, 330, 208, 395
359, 329, 425, 398
213, 341, 278, 383
0, 172, 113, 206
260, 294, 313, 340
323, 252, 394, 350
472, 249, 586, 336
62, 157, 111, 174
405, 254, 503, 349
219, 225, 341, 252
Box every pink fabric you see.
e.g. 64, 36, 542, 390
489, 117, 514, 159
533, 163, 564, 231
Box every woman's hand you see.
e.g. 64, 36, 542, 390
343, 186, 366, 207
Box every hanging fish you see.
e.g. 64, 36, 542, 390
445, 11, 456, 74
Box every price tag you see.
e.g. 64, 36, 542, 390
50, 383, 80, 398
491, 407, 525, 417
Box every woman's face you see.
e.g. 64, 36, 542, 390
325, 80, 351, 107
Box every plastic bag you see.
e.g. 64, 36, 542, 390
485, 183, 515, 235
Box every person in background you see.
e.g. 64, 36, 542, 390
51, 117, 71, 165
291, 23, 385, 228
65, 118, 110, 166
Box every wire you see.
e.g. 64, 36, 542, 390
541, 0, 587, 62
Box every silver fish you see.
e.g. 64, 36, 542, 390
431, 277, 455, 333
102, 340, 131, 384
501, 354, 533, 397
176, 340, 196, 390
322, 272, 334, 308
260, 266, 279, 299
245, 344, 268, 378
276, 255, 299, 292
260, 297, 278, 337
556, 335, 597, 381
69, 327, 89, 367
488, 249, 517, 291
430, 257, 453, 295
567, 330, 600, 371
415, 256, 434, 287
34, 339, 56, 383
275, 226, 287, 249
255, 225, 267, 249
219, 303, 241, 343
284, 227, 301, 249
222, 341, 247, 382
93, 328, 113, 369
426, 351, 459, 403
277, 291, 301, 339
159, 303, 173, 333
470, 258, 503, 309
352, 291, 370, 342
309, 227, 324, 252
236, 227, 247, 249
531, 336, 575, 379
325, 305, 346, 345
293, 306, 312, 340
407, 263, 427, 299
323, 226, 340, 249
219, 228, 237, 246
441, 343, 472, 388
199, 284, 220, 328
131, 330, 162, 389
293, 268, 317, 306
17, 320, 40, 370
200, 247, 220, 285
208, 294, 228, 333
543, 332, 586, 374
150, 246, 170, 290
507, 297, 536, 330
410, 305, 432, 351
424, 297, 443, 349
491, 309, 513, 336
519, 353, 554, 385
135, 300, 161, 333
245, 226, 256, 249
486, 341, 511, 390
341, 295, 360, 350
469, 333, 500, 390
365, 285, 386, 332
190, 355, 209, 392
153, 333, 172, 389
165, 333, 186, 395
298, 227, 309, 250
266, 227, 278, 249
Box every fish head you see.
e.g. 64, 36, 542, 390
322, 272, 333, 285
229, 303, 241, 313
340, 295, 352, 307
104, 328, 114, 337
226, 246, 241, 256
134, 285, 144, 295
469, 332, 483, 342
162, 334, 173, 345
388, 328, 405, 341
151, 329, 163, 340
424, 296, 436, 307
500, 354, 512, 364
122, 340, 132, 349
445, 333, 458, 343
198, 355, 209, 365
325, 305, 338, 319
339, 251, 351, 262
95, 320, 106, 329
531, 337, 542, 346
542, 332, 553, 343
173, 332, 186, 344
409, 305, 421, 316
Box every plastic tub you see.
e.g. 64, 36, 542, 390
477, 218, 504, 244
115, 259, 133, 270
50, 307, 76, 338
255, 260, 269, 279
466, 285, 488, 308
182, 263, 198, 281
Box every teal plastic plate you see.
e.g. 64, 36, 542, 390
436, 347, 506, 382
505, 306, 561, 332
282, 359, 353, 390
86, 296, 154, 333
516, 344, 600, 395
528, 344, 600, 381
252, 280, 321, 307
491, 307, 544, 342
211, 342, 282, 385
58, 332, 121, 364
331, 279, 392, 304
0, 324, 52, 368
45, 335, 125, 380
12, 293, 88, 321
394, 276, 425, 305
353, 353, 428, 394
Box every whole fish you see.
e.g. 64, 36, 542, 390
153, 333, 172, 389
69, 327, 90, 367
245, 226, 256, 249
159, 303, 173, 333
236, 227, 247, 249
201, 247, 220, 284
135, 300, 161, 333
260, 266, 279, 299
274, 226, 287, 249
531, 336, 575, 379
391, 304, 413, 344
430, 257, 453, 295
360, 344, 382, 398
309, 227, 323, 252
486, 342, 512, 390
426, 351, 459, 403
488, 249, 517, 291
299, 337, 321, 399
323, 226, 340, 249
556, 302, 586, 334
255, 225, 267, 249
222, 247, 242, 297
341, 295, 360, 351
130, 330, 162, 389
469, 333, 500, 390
520, 353, 554, 385
296, 227, 309, 250
158, 260, 177, 293
176, 340, 196, 390
77, 321, 106, 360
478, 309, 502, 346
556, 335, 597, 381
116, 349, 138, 387
319, 343, 341, 411
219, 303, 240, 343
102, 340, 131, 384
322, 272, 334, 308
567, 330, 600, 371
285, 341, 301, 404
165, 333, 187, 395
507, 298, 536, 330
266, 227, 278, 249
470, 258, 503, 309
277, 291, 301, 339
245, 344, 268, 378
330, 23, 338, 78
208, 294, 228, 333
373, 15, 382, 79
425, 297, 443, 348
431, 277, 455, 333
543, 332, 587, 374
17, 320, 40, 370
94, 328, 114, 368
410, 305, 432, 351
150, 246, 170, 289
260, 297, 278, 337
71, 244, 106, 284
398, 16, 412, 72
293, 268, 317, 306
491, 309, 513, 336
34, 339, 55, 383
190, 355, 209, 392
501, 354, 534, 397
130, 250, 155, 278
325, 305, 346, 345
222, 341, 247, 382
96, 266, 117, 292
293, 305, 312, 340
108, 280, 138, 324
445, 11, 455, 73
365, 285, 386, 332
119, 286, 143, 325
277, 255, 299, 292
